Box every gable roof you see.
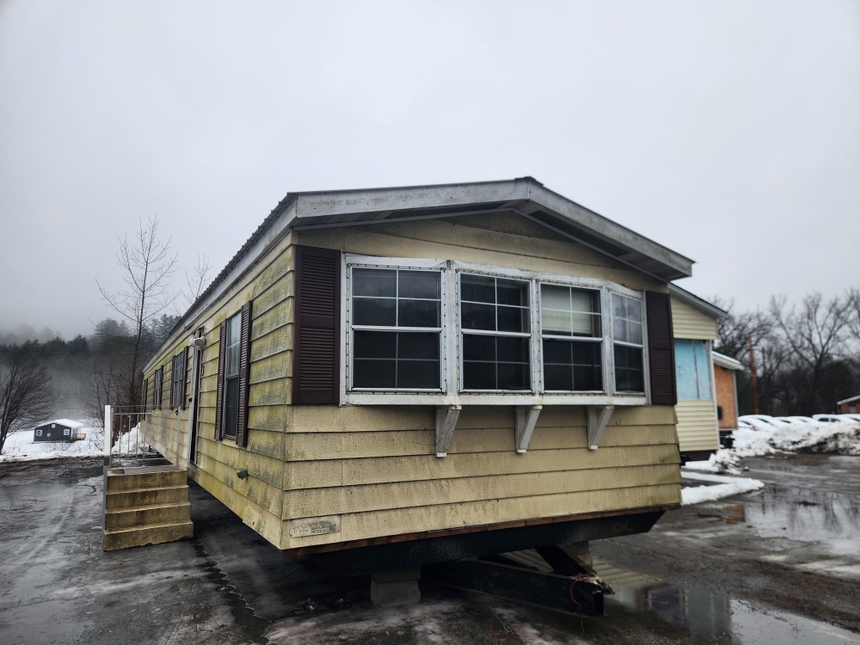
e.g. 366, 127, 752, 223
668, 284, 727, 320
155, 178, 696, 368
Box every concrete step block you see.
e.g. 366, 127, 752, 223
106, 485, 188, 510
103, 521, 194, 551
105, 502, 191, 530
106, 466, 187, 492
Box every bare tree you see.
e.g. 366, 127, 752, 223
0, 353, 54, 454
184, 252, 212, 307
769, 293, 851, 413
97, 216, 177, 407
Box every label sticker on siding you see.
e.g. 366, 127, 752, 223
290, 515, 341, 538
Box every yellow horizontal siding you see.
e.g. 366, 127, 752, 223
280, 483, 681, 549
286, 464, 682, 518
674, 400, 719, 452
671, 297, 719, 340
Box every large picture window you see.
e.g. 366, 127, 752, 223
350, 268, 442, 390
340, 254, 659, 405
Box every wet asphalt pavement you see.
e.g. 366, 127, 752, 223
0, 454, 858, 644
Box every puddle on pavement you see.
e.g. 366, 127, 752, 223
739, 484, 860, 557
594, 557, 859, 644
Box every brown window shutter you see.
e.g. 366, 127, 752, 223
646, 291, 677, 406
215, 320, 227, 440
179, 347, 189, 410
236, 301, 252, 448
143, 379, 149, 410
293, 245, 341, 405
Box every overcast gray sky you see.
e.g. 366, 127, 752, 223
1, 1, 858, 340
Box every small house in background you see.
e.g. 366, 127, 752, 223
669, 286, 725, 462
838, 395, 860, 414
33, 419, 84, 442
713, 352, 743, 445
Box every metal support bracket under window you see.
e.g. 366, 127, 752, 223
586, 405, 614, 450
514, 405, 542, 454
435, 405, 462, 458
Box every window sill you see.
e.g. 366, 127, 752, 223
341, 392, 648, 407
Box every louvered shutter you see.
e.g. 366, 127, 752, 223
646, 291, 677, 406
179, 348, 188, 410
214, 320, 227, 440
293, 245, 341, 404
236, 301, 252, 448
143, 379, 149, 411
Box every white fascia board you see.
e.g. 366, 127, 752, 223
292, 179, 529, 219
668, 284, 727, 320
836, 394, 860, 405
143, 200, 297, 373
712, 352, 743, 371
292, 178, 694, 280
525, 184, 694, 278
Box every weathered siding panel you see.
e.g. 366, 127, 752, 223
671, 297, 719, 340
274, 215, 681, 550
674, 400, 719, 452
141, 233, 294, 548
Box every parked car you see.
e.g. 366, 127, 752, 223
776, 416, 819, 425
737, 415, 783, 430
813, 414, 860, 424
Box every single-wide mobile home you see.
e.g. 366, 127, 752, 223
669, 286, 726, 462
141, 178, 696, 571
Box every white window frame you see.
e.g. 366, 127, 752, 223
341, 254, 649, 407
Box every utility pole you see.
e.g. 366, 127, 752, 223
748, 332, 759, 414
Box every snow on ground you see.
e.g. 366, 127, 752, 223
1, 421, 105, 462
110, 424, 151, 456
680, 471, 765, 505
1, 421, 152, 462
685, 420, 860, 474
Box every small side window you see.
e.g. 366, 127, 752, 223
611, 293, 644, 393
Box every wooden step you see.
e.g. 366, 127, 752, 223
106, 466, 187, 491
105, 501, 191, 530
103, 521, 194, 551
106, 485, 188, 510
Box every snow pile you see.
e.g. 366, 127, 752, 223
110, 424, 151, 455
680, 471, 764, 505
686, 420, 860, 474
0, 421, 105, 462
769, 421, 860, 455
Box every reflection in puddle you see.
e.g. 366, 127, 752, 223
743, 485, 860, 556
722, 504, 745, 524
595, 558, 859, 644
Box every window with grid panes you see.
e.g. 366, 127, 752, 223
540, 284, 603, 391
611, 293, 645, 392
460, 274, 531, 391
350, 268, 442, 390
